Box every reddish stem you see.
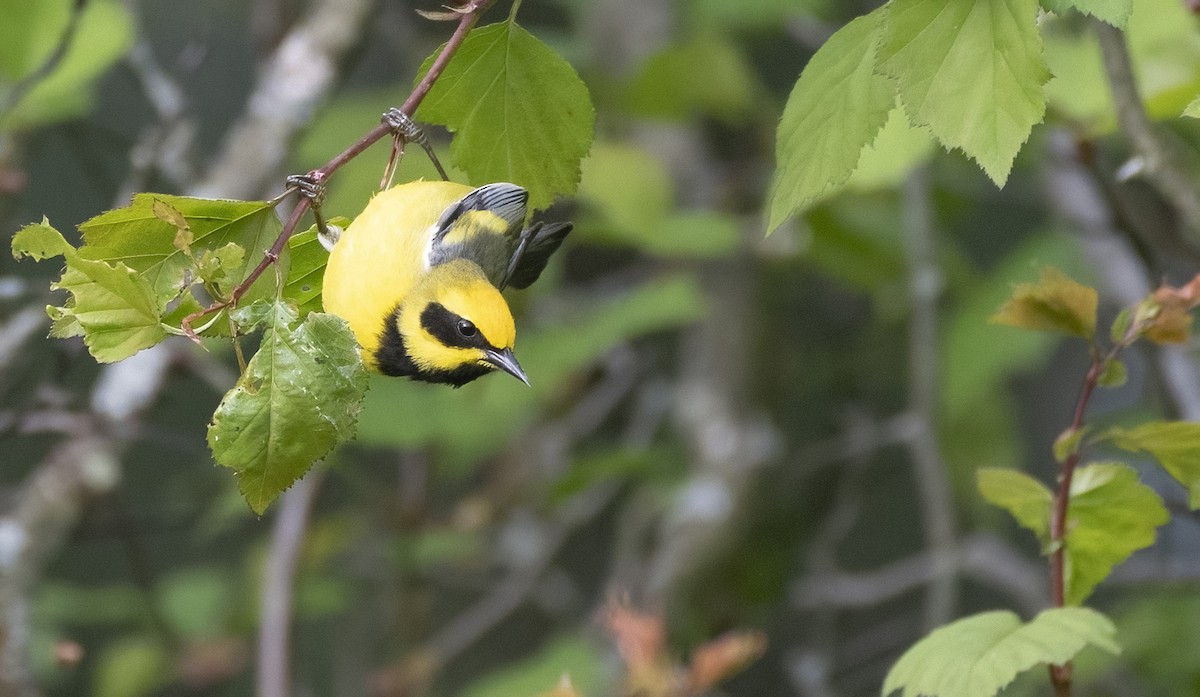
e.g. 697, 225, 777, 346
180, 1, 496, 340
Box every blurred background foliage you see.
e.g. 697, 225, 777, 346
4, 0, 1200, 696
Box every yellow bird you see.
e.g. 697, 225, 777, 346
321, 180, 571, 387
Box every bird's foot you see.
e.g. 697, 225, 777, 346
381, 108, 449, 183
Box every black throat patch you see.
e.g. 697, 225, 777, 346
373, 304, 494, 387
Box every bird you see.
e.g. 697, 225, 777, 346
320, 179, 572, 387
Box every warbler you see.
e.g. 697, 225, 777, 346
320, 180, 571, 387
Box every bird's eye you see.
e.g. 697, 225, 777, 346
457, 319, 477, 337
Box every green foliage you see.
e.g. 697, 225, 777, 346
1105, 421, 1200, 508
1064, 463, 1168, 605
1111, 592, 1200, 690
460, 634, 606, 697
284, 219, 349, 318
627, 33, 758, 124
879, 0, 1049, 185
12, 219, 166, 362
207, 301, 369, 514
1041, 0, 1132, 28
767, 10, 894, 231
78, 194, 279, 305
976, 468, 1052, 542
989, 267, 1097, 340
0, 0, 133, 128
416, 20, 595, 210
882, 608, 1119, 697
93, 636, 169, 697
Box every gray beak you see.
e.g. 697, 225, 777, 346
485, 347, 530, 386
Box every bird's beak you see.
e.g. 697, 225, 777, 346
484, 347, 530, 386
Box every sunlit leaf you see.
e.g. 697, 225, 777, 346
416, 21, 595, 210
977, 468, 1053, 543
78, 194, 283, 305
990, 267, 1097, 339
878, 0, 1050, 185
94, 636, 169, 697
1105, 421, 1200, 508
208, 301, 369, 513
883, 608, 1119, 697
12, 219, 166, 361
766, 9, 895, 231
1064, 463, 1168, 604
1041, 0, 1132, 28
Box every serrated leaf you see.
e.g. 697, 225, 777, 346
283, 218, 347, 317
1041, 0, 1132, 28
882, 607, 1119, 697
766, 10, 895, 231
977, 468, 1053, 542
415, 21, 595, 210
207, 301, 368, 514
1064, 463, 1168, 604
990, 267, 1097, 339
12, 220, 165, 361
1106, 421, 1200, 508
78, 194, 282, 304
877, 0, 1050, 185
195, 242, 245, 285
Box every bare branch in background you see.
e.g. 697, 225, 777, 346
900, 167, 958, 629
1094, 19, 1200, 241
258, 471, 324, 697
1044, 129, 1200, 420
191, 0, 375, 199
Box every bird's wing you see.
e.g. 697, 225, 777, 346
500, 222, 574, 290
427, 183, 528, 285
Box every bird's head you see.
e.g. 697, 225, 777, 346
396, 259, 528, 386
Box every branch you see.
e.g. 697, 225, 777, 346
182, 0, 498, 338
1094, 19, 1200, 238
900, 167, 958, 630
257, 471, 324, 697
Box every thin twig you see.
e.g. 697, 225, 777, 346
0, 0, 88, 121
257, 471, 324, 697
181, 0, 497, 339
1094, 19, 1200, 239
900, 167, 958, 630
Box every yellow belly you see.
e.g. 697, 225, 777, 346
321, 180, 474, 367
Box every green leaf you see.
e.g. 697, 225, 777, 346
627, 34, 758, 124
977, 468, 1053, 542
1052, 426, 1088, 464
877, 0, 1050, 185
1185, 94, 1200, 119
1106, 421, 1200, 508
1041, 0, 1132, 28
882, 607, 1119, 697
93, 636, 169, 697
283, 218, 347, 317
0, 0, 133, 128
989, 267, 1097, 339
207, 301, 369, 514
766, 10, 895, 231
78, 194, 283, 305
1096, 357, 1127, 388
415, 21, 595, 210
461, 634, 606, 697
843, 107, 935, 192
1064, 463, 1168, 605
13, 220, 166, 361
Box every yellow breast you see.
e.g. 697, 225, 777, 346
322, 180, 474, 366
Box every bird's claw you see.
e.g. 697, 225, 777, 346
380, 108, 450, 183
285, 173, 340, 249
